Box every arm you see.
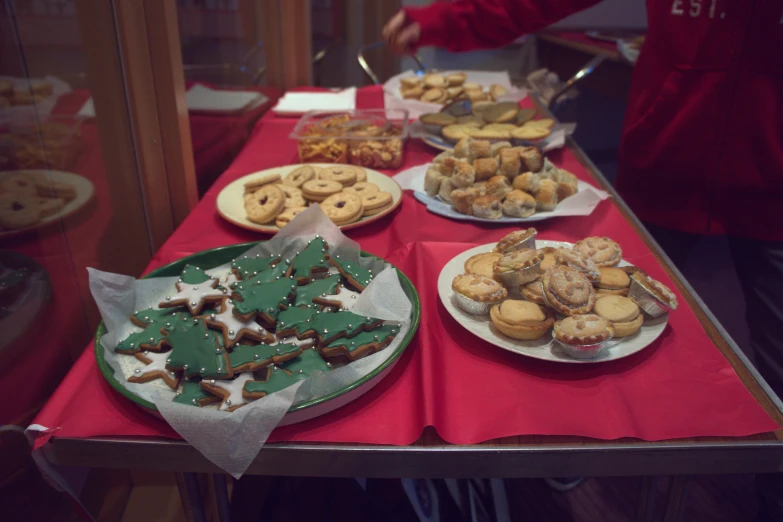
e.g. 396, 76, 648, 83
404, 0, 604, 52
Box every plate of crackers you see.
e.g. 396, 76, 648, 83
0, 170, 94, 237
438, 232, 677, 364
216, 163, 403, 234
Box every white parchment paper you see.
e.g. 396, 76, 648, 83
88, 206, 413, 478
383, 69, 528, 119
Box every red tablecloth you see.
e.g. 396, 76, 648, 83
32, 86, 778, 449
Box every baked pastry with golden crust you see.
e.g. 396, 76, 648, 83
490, 141, 512, 157
573, 237, 623, 267
628, 273, 679, 317
490, 300, 554, 340
501, 190, 536, 218
464, 252, 503, 278
593, 295, 643, 337
512, 172, 541, 193
438, 177, 456, 202
553, 314, 613, 345
472, 195, 503, 219
542, 265, 597, 316
538, 247, 558, 272
424, 166, 444, 197
595, 267, 631, 296
438, 156, 459, 176
520, 277, 547, 305
493, 248, 543, 286
518, 146, 544, 172
499, 149, 521, 179
452, 273, 507, 315
451, 187, 481, 215
474, 157, 499, 181
453, 137, 472, 159
484, 176, 512, 200
535, 179, 559, 211
496, 228, 537, 253
469, 139, 492, 159
554, 248, 601, 282
452, 161, 476, 188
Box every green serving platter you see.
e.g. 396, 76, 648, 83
95, 241, 420, 423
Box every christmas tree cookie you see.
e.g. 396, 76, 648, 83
287, 236, 330, 284
174, 380, 220, 407
178, 264, 211, 285
164, 318, 232, 379
232, 254, 281, 280
299, 310, 383, 345
130, 307, 184, 328
232, 277, 297, 327
200, 373, 256, 411
115, 320, 177, 354
316, 285, 362, 310
330, 254, 375, 290
205, 299, 274, 346
319, 324, 400, 361
242, 350, 333, 399
228, 342, 303, 372
234, 258, 291, 289
275, 306, 317, 338
295, 274, 341, 307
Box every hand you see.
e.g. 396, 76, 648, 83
382, 10, 421, 55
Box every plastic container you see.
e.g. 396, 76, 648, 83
290, 109, 409, 170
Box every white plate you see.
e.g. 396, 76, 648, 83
403, 164, 608, 224
437, 240, 668, 363
0, 170, 95, 238
216, 164, 403, 234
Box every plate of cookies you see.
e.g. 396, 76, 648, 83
398, 138, 608, 222
216, 163, 403, 234
0, 170, 94, 237
438, 230, 677, 363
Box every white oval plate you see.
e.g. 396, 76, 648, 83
0, 170, 95, 238
216, 163, 403, 234
437, 240, 668, 364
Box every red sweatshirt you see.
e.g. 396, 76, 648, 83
404, 0, 783, 241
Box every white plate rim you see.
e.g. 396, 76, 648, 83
216, 163, 403, 234
437, 240, 669, 364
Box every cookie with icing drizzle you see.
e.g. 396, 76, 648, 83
178, 264, 211, 285
329, 254, 374, 290
200, 373, 256, 411
297, 310, 383, 345
229, 342, 303, 373
242, 350, 333, 399
295, 274, 341, 307
232, 277, 297, 327
319, 324, 400, 361
231, 254, 281, 281
233, 258, 291, 289
286, 235, 330, 284
205, 298, 274, 346
164, 318, 232, 379
174, 381, 220, 407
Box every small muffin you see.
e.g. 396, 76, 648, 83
535, 179, 559, 211
452, 273, 507, 315
542, 265, 597, 316
501, 190, 536, 218
538, 247, 558, 272
446, 72, 467, 86
400, 76, 421, 89
574, 237, 623, 267
512, 172, 541, 193
464, 252, 503, 278
496, 228, 537, 253
520, 277, 547, 305
518, 146, 544, 173
493, 249, 544, 286
490, 300, 554, 340
438, 156, 460, 176
438, 177, 456, 202
420, 112, 456, 127
424, 166, 445, 197
499, 149, 522, 179
554, 248, 601, 283
593, 295, 644, 338
628, 273, 679, 318
469, 139, 492, 159
451, 187, 481, 215
472, 195, 503, 219
424, 74, 447, 89
474, 157, 499, 181
484, 176, 512, 200
595, 267, 631, 296
553, 314, 614, 359
452, 161, 476, 188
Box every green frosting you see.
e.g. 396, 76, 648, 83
330, 255, 374, 289
290, 236, 329, 280
232, 277, 297, 321
308, 310, 379, 340
294, 274, 341, 306
179, 264, 211, 285
116, 321, 176, 354
233, 258, 291, 289
243, 365, 308, 397
281, 347, 333, 375
324, 324, 399, 354
229, 342, 302, 370
174, 381, 215, 407
132, 308, 192, 325
276, 306, 317, 334
232, 254, 281, 280
165, 319, 229, 379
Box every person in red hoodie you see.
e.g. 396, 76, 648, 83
385, 0, 783, 515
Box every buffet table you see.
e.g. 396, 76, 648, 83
32, 86, 783, 518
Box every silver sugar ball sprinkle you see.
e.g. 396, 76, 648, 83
253, 354, 260, 360
226, 400, 232, 406
192, 399, 197, 405
200, 368, 206, 374
229, 330, 235, 335
134, 368, 141, 374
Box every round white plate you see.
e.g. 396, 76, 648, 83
0, 170, 95, 238
216, 163, 403, 234
437, 240, 668, 363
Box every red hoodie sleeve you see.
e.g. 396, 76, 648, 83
403, 0, 603, 52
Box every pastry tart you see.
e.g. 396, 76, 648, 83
542, 265, 596, 316
594, 267, 631, 296
520, 277, 547, 305
553, 314, 614, 359
490, 300, 554, 340
593, 295, 644, 338
452, 274, 507, 315
554, 248, 601, 283
538, 247, 558, 272
495, 228, 537, 253
501, 190, 536, 218
493, 249, 543, 286
628, 273, 679, 317
464, 252, 503, 279
573, 236, 623, 267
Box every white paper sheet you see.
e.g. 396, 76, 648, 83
392, 163, 609, 223
273, 88, 357, 116
383, 69, 528, 119
88, 206, 413, 478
